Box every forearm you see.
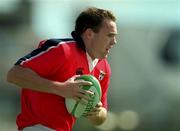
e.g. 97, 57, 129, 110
7, 65, 62, 94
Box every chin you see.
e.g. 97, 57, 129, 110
96, 53, 108, 59
103, 54, 107, 57
99, 55, 107, 59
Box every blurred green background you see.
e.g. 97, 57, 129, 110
1, 0, 180, 131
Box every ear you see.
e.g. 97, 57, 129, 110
84, 28, 94, 39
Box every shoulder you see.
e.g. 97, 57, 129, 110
100, 59, 111, 69
39, 38, 84, 59
98, 59, 111, 75
38, 38, 76, 48
39, 38, 78, 54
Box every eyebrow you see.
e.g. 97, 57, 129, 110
108, 32, 118, 36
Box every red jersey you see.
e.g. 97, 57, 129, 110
15, 38, 111, 131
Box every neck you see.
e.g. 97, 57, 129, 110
87, 50, 96, 60
81, 34, 96, 60
71, 31, 86, 51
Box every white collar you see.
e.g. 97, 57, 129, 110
86, 52, 99, 72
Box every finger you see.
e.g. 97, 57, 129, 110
75, 80, 92, 86
96, 102, 102, 107
79, 98, 89, 105
70, 75, 81, 81
86, 111, 99, 116
91, 107, 101, 112
83, 108, 100, 117
76, 92, 92, 101
86, 90, 95, 96
73, 96, 81, 102
73, 96, 89, 105
79, 91, 95, 101
79, 89, 94, 97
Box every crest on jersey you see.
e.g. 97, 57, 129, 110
76, 67, 84, 75
98, 70, 106, 81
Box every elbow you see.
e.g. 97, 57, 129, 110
7, 68, 15, 83
6, 66, 19, 84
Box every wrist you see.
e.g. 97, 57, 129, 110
50, 81, 65, 95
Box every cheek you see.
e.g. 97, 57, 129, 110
93, 37, 108, 50
103, 39, 111, 47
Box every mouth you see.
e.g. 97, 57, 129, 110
106, 48, 110, 54
106, 46, 113, 53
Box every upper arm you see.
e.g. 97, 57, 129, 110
7, 65, 34, 83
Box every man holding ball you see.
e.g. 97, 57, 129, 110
7, 7, 117, 131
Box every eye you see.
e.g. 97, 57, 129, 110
107, 33, 116, 38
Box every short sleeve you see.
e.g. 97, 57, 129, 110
96, 59, 111, 109
15, 39, 65, 77
100, 71, 111, 109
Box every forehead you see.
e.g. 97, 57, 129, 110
100, 19, 117, 33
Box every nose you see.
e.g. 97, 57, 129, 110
111, 37, 117, 45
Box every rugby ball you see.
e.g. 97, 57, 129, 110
65, 75, 102, 118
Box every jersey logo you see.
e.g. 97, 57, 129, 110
98, 70, 106, 81
76, 67, 84, 75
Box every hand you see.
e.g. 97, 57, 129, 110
53, 75, 94, 104
85, 102, 107, 125
86, 102, 103, 117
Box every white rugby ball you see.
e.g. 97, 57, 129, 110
65, 75, 102, 118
